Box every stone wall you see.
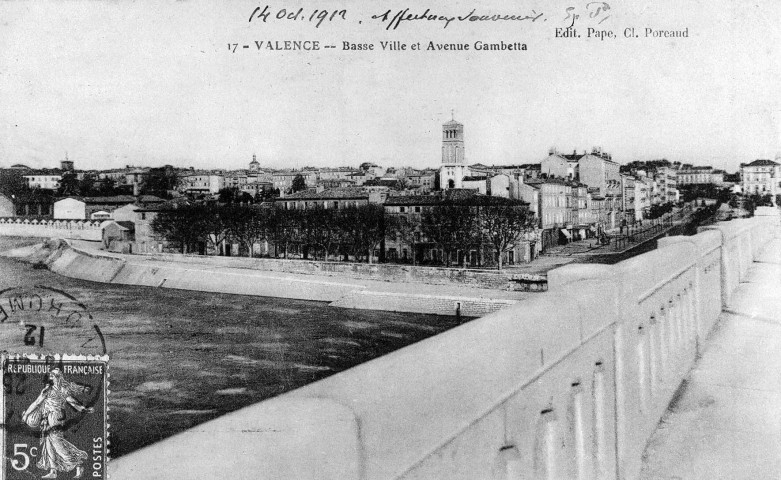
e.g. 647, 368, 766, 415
0, 217, 102, 241
139, 252, 547, 291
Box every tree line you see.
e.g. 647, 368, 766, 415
151, 200, 535, 269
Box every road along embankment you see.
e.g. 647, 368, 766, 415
0, 240, 523, 316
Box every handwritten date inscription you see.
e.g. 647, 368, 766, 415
246, 3, 612, 30
249, 5, 347, 28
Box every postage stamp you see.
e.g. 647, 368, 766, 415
1, 354, 109, 480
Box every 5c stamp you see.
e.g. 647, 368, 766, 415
1, 354, 109, 480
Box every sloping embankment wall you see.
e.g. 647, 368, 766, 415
5, 241, 518, 315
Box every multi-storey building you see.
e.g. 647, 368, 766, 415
384, 189, 535, 266
540, 149, 580, 180
406, 170, 437, 191
634, 175, 653, 220
181, 173, 225, 194
240, 182, 274, 197
272, 170, 317, 193
275, 187, 386, 210
654, 166, 678, 204
621, 174, 636, 224
677, 165, 715, 185
23, 170, 62, 190
741, 159, 781, 197
578, 148, 621, 196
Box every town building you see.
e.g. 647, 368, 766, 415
272, 170, 317, 193
540, 149, 580, 180
53, 195, 164, 220
653, 166, 678, 205
318, 167, 358, 183
577, 148, 621, 196
275, 187, 386, 210
101, 220, 136, 253
240, 181, 274, 197
741, 159, 781, 197
0, 194, 14, 217
384, 189, 536, 266
181, 173, 225, 195
406, 171, 437, 192
23, 170, 62, 190
633, 175, 653, 220
677, 165, 716, 185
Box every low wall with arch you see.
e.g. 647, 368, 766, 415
0, 217, 102, 241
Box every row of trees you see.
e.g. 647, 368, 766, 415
152, 203, 388, 263
151, 201, 536, 269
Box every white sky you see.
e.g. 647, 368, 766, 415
1, 0, 779, 172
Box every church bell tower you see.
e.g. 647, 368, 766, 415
441, 119, 465, 165
439, 114, 467, 190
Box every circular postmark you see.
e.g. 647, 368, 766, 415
0, 285, 107, 355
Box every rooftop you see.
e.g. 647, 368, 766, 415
744, 159, 779, 167
59, 195, 165, 204
282, 187, 369, 201
385, 189, 526, 207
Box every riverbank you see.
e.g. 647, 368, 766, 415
1, 239, 528, 316
0, 237, 474, 458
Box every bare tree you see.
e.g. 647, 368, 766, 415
224, 205, 268, 256
480, 203, 535, 270
421, 204, 481, 268
386, 213, 418, 265
267, 206, 296, 258
151, 203, 206, 253
333, 204, 385, 263
194, 202, 231, 255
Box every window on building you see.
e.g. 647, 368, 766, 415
399, 206, 406, 213
414, 206, 421, 213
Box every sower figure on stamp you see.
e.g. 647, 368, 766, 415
22, 368, 95, 479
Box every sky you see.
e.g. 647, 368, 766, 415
1, 0, 779, 172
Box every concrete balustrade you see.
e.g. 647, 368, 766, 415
4, 211, 777, 479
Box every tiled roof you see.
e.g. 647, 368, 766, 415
114, 221, 136, 231
744, 159, 779, 167
23, 169, 62, 175
282, 187, 369, 200
59, 195, 164, 204
385, 189, 525, 207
